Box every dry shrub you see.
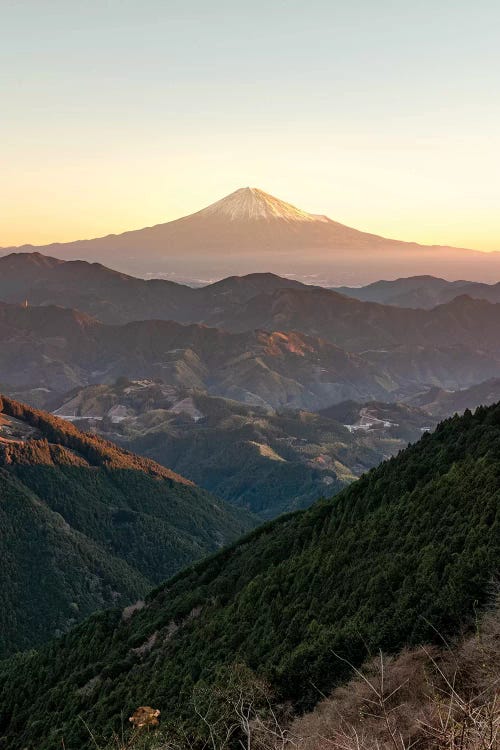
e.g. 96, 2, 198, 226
293, 648, 437, 750
291, 603, 500, 750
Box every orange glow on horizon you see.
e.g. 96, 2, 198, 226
2, 187, 499, 253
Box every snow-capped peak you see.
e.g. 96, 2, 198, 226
196, 187, 329, 223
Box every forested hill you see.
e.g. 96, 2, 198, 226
0, 394, 190, 482
1, 403, 498, 749
0, 396, 255, 657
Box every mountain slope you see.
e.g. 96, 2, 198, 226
3, 188, 500, 283
0, 396, 254, 657
0, 466, 149, 657
0, 403, 498, 749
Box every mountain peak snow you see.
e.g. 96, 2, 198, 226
196, 187, 329, 223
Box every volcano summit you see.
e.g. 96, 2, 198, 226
3, 187, 500, 284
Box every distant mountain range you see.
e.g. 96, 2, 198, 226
0, 251, 308, 326
4, 250, 500, 334
407, 376, 500, 416
3, 295, 500, 411
2, 188, 500, 283
336, 274, 500, 308
2, 253, 500, 410
3, 252, 500, 348
0, 395, 253, 657
0, 301, 402, 410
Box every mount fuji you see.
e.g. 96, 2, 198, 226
3, 187, 500, 284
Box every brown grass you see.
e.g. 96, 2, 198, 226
291, 604, 500, 750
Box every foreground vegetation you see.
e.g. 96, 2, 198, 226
0, 403, 498, 748
291, 600, 500, 750
99, 600, 500, 750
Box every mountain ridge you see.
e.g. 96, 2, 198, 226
336, 274, 500, 308
0, 301, 405, 410
4, 252, 500, 351
2, 294, 500, 410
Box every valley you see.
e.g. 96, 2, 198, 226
49, 380, 395, 517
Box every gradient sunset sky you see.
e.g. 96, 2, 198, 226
2, 0, 499, 250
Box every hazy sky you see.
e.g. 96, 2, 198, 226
2, 0, 500, 249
